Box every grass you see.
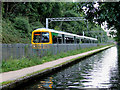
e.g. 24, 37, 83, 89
1, 45, 113, 73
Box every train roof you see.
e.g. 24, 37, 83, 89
34, 28, 97, 41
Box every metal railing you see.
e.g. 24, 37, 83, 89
1, 43, 108, 61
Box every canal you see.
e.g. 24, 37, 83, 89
20, 46, 119, 89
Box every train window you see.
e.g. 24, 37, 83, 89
52, 36, 62, 44
33, 32, 41, 43
81, 39, 84, 43
58, 37, 62, 44
33, 32, 49, 43
42, 32, 49, 43
66, 37, 74, 44
77, 39, 80, 43
53, 35, 57, 44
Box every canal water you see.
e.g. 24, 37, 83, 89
21, 46, 120, 89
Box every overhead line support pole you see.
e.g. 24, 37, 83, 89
46, 18, 49, 28
46, 17, 86, 29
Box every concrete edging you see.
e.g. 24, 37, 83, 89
1, 45, 114, 89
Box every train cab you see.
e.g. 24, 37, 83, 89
31, 28, 52, 49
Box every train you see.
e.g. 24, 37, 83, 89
31, 28, 97, 49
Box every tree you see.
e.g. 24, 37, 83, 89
82, 2, 120, 43
109, 30, 117, 38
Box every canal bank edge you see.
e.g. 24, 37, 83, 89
1, 45, 114, 89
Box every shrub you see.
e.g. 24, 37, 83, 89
2, 19, 31, 43
13, 17, 31, 34
30, 21, 44, 30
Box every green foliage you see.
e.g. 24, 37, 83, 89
64, 10, 79, 17
83, 2, 120, 42
30, 21, 44, 30
2, 19, 30, 43
13, 17, 31, 34
2, 19, 18, 43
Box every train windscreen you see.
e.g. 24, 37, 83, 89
33, 32, 49, 43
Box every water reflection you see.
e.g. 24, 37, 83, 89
23, 77, 53, 89
82, 47, 118, 88
37, 77, 53, 89
110, 45, 120, 89
22, 46, 119, 89
118, 45, 120, 89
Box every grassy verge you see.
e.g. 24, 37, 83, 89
1, 44, 114, 73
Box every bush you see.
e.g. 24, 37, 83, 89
30, 21, 44, 30
2, 19, 31, 43
2, 19, 19, 43
2, 17, 44, 44
13, 17, 31, 34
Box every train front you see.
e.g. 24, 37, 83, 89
31, 29, 52, 49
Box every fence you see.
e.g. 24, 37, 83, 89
1, 43, 108, 61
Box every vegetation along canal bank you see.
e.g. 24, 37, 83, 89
1, 44, 114, 89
